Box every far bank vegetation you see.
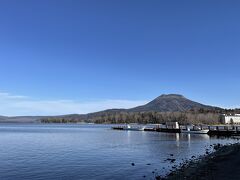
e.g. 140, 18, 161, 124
41, 108, 240, 125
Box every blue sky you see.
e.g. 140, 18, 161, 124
0, 0, 240, 115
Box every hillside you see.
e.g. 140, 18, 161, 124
41, 94, 223, 124
129, 94, 217, 112
1, 94, 222, 123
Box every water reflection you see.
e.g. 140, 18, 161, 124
176, 133, 180, 146
0, 124, 238, 180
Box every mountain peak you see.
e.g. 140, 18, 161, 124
158, 94, 185, 99
129, 94, 216, 112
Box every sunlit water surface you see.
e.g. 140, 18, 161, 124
0, 124, 238, 180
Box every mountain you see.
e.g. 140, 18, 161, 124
0, 94, 220, 123
64, 94, 219, 122
129, 94, 217, 112
0, 116, 46, 123
0, 116, 7, 121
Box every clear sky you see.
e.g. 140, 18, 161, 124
0, 0, 239, 116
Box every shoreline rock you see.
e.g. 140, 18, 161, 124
156, 143, 240, 180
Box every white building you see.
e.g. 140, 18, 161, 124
221, 114, 240, 124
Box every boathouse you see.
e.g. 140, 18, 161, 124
221, 114, 240, 124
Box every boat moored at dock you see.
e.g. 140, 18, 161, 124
181, 125, 209, 134
112, 124, 145, 131
156, 122, 181, 133
181, 128, 209, 134
123, 124, 145, 131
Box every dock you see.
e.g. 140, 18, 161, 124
112, 123, 240, 137
208, 125, 240, 136
112, 122, 181, 133
112, 126, 124, 130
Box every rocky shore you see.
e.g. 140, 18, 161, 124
157, 143, 240, 180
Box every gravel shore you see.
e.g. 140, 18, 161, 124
157, 143, 240, 180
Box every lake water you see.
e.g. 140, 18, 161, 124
0, 124, 238, 180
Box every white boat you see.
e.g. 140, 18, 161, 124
123, 124, 145, 131
181, 127, 209, 134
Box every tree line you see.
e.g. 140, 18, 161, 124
40, 108, 240, 125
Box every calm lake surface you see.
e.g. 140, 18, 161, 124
0, 124, 238, 180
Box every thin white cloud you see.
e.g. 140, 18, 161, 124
0, 92, 28, 100
0, 92, 147, 116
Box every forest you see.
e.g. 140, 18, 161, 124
41, 108, 240, 125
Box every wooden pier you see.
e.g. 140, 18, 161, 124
208, 125, 240, 136
112, 124, 240, 136
156, 128, 181, 133
112, 126, 124, 130
143, 128, 156, 132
